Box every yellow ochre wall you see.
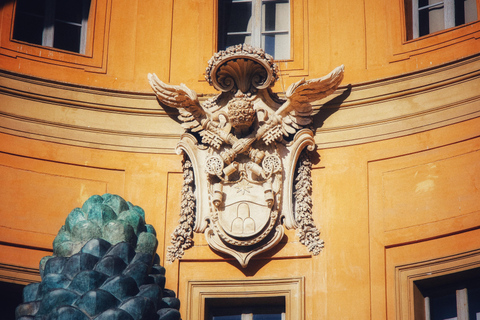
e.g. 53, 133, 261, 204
0, 0, 480, 319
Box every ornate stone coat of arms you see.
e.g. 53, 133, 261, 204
149, 45, 344, 267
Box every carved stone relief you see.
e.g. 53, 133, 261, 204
149, 44, 344, 267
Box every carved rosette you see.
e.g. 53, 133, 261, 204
152, 44, 344, 268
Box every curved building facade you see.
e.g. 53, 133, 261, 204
0, 0, 479, 319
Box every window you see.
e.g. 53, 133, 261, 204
12, 0, 91, 54
218, 0, 290, 59
413, 267, 480, 320
187, 278, 303, 320
405, 0, 478, 39
206, 297, 286, 320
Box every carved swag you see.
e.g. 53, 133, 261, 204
149, 44, 344, 267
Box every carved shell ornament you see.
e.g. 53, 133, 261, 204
149, 44, 344, 268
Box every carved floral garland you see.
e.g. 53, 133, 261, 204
294, 150, 324, 255
166, 156, 196, 262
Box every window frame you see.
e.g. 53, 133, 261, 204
0, 0, 110, 71
209, 0, 308, 78
395, 249, 480, 320
187, 278, 304, 320
413, 268, 480, 320
406, 0, 478, 39
218, 0, 290, 60
12, 0, 91, 54
385, 0, 480, 64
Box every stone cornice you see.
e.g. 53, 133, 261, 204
0, 54, 479, 153
313, 54, 480, 148
0, 263, 41, 285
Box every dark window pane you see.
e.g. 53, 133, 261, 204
418, 8, 430, 36
54, 21, 81, 52
418, 0, 429, 8
0, 281, 25, 320
429, 293, 457, 320
263, 34, 275, 56
13, 12, 44, 45
13, 0, 46, 45
414, 267, 480, 320
263, 2, 276, 31
226, 1, 252, 33
55, 0, 83, 24
206, 296, 285, 320
218, 0, 252, 50
454, 0, 466, 25
225, 34, 251, 47
16, 0, 46, 16
468, 286, 480, 320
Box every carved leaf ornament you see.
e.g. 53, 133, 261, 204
149, 44, 344, 268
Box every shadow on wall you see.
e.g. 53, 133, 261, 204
313, 84, 352, 129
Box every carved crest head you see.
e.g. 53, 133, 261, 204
205, 44, 279, 94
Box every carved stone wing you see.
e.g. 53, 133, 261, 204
148, 73, 207, 132
268, 65, 344, 139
